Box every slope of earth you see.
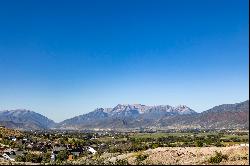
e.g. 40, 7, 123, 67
0, 127, 23, 137
103, 145, 249, 165
159, 100, 249, 129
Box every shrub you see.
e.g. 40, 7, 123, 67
195, 140, 203, 147
137, 154, 148, 161
214, 141, 223, 147
15, 155, 26, 162
42, 152, 51, 163
136, 153, 149, 163
16, 153, 43, 163
115, 159, 129, 165
151, 143, 159, 149
56, 150, 69, 162
208, 151, 228, 163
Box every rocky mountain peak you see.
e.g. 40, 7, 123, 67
1, 100, 248, 130
173, 105, 196, 114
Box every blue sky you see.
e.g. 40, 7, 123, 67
0, 0, 249, 122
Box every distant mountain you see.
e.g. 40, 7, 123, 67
57, 104, 197, 129
0, 100, 248, 130
204, 100, 249, 113
57, 101, 249, 130
58, 108, 109, 128
158, 100, 249, 129
197, 100, 249, 129
0, 109, 56, 130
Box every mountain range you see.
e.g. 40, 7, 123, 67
0, 100, 248, 130
0, 109, 56, 130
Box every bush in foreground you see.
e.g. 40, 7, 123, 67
208, 151, 228, 164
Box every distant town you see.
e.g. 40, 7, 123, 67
0, 126, 249, 165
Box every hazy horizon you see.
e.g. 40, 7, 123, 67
0, 0, 249, 122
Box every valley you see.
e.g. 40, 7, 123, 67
0, 127, 249, 165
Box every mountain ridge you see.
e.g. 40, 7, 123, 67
0, 100, 248, 130
0, 109, 56, 130
58, 104, 197, 127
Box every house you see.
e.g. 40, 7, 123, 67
66, 144, 73, 150
51, 152, 56, 162
26, 143, 33, 149
88, 147, 97, 154
67, 154, 74, 161
2, 153, 15, 161
3, 148, 15, 154
51, 146, 67, 161
53, 146, 66, 152
8, 136, 16, 142
2, 149, 16, 161
69, 147, 83, 157
240, 143, 249, 147
73, 151, 81, 156
22, 138, 28, 141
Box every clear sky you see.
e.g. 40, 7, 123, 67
0, 0, 249, 122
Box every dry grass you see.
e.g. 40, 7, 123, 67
107, 145, 249, 165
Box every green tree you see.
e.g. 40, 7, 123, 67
15, 155, 26, 162
151, 143, 160, 149
56, 150, 69, 162
136, 154, 149, 165
115, 159, 129, 165
42, 152, 51, 163
195, 140, 203, 147
215, 141, 223, 147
